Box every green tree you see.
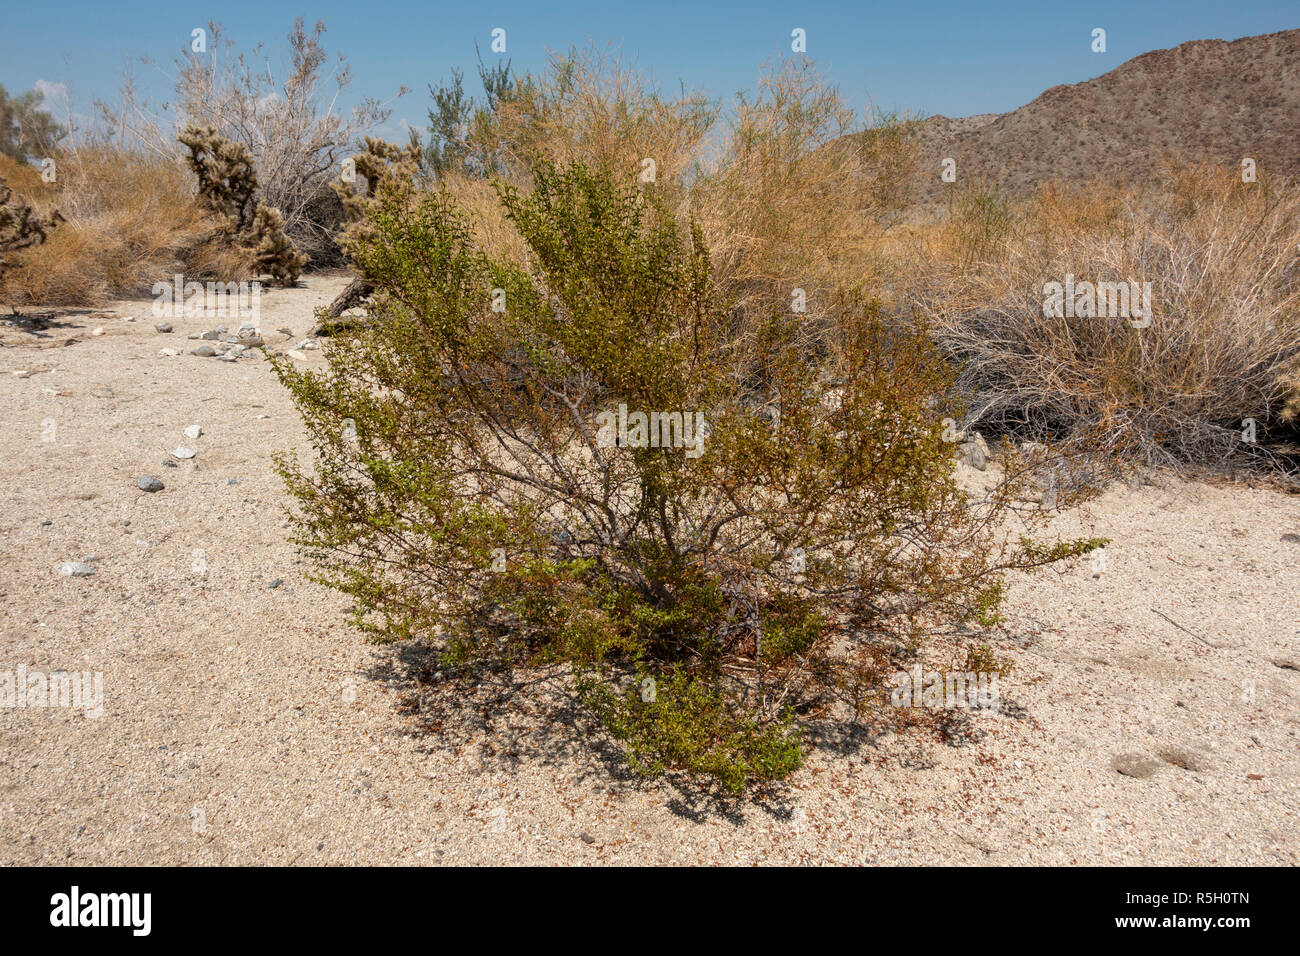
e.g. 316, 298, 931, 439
0, 85, 67, 162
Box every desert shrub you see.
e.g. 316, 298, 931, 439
919, 162, 1300, 469
465, 46, 717, 197
423, 52, 514, 177
179, 126, 306, 285
0, 149, 246, 307
0, 172, 63, 299
274, 159, 1100, 792
105, 18, 404, 262
415, 51, 916, 357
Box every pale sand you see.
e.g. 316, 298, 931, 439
1, 274, 1296, 864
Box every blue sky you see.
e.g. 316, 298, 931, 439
3, 0, 1297, 137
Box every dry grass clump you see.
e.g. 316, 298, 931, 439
426, 51, 914, 361
916, 162, 1300, 469
479, 46, 717, 201
0, 149, 247, 307
693, 61, 917, 338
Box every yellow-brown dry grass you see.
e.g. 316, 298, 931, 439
1, 148, 248, 308
912, 162, 1300, 467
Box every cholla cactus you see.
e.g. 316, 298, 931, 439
179, 125, 306, 285
178, 125, 257, 235
334, 136, 422, 222
0, 175, 63, 301
317, 137, 423, 324
249, 203, 307, 286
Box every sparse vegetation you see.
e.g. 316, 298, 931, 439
918, 164, 1300, 470
0, 149, 247, 308
0, 172, 63, 305
273, 154, 1101, 792
179, 125, 307, 285
104, 18, 405, 264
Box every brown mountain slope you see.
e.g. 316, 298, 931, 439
904, 28, 1300, 203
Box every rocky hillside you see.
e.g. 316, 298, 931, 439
903, 29, 1300, 203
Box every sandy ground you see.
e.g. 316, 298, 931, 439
1, 274, 1297, 865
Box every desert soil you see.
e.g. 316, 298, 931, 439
1, 275, 1297, 865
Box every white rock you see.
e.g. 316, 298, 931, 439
57, 562, 96, 577
286, 349, 308, 361
172, 446, 196, 460
158, 348, 180, 357
12, 370, 30, 378
183, 425, 202, 440
91, 327, 105, 336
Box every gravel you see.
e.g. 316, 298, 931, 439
2, 277, 1295, 866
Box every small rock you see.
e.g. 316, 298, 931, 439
191, 344, 217, 357
579, 832, 596, 845
297, 339, 319, 350
171, 446, 196, 460
1281, 533, 1300, 545
155, 322, 173, 333
958, 441, 987, 471
200, 326, 227, 340
227, 478, 242, 485
217, 352, 240, 362
81, 554, 97, 562
238, 334, 264, 348
91, 327, 105, 336
158, 348, 180, 357
57, 562, 95, 577
137, 475, 165, 492
1246, 773, 1264, 781
1111, 753, 1162, 778
12, 369, 31, 378
267, 578, 283, 589
183, 425, 202, 440
1272, 656, 1299, 671
41, 519, 53, 526
162, 459, 178, 468
286, 349, 308, 361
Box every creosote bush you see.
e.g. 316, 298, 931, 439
275, 159, 1102, 792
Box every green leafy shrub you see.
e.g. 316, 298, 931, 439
274, 159, 1100, 792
